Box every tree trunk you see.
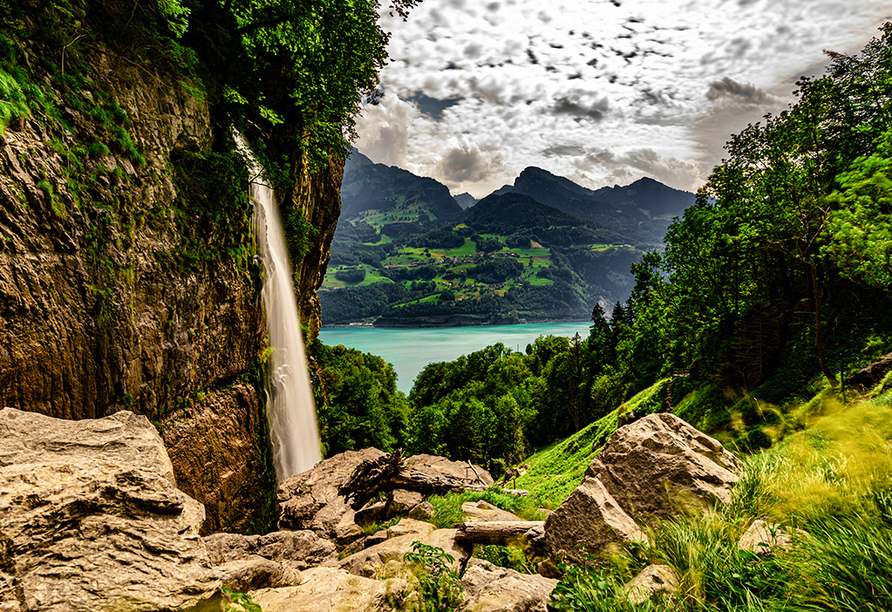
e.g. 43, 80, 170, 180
811, 262, 838, 387
454, 521, 546, 545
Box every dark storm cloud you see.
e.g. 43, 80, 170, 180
437, 148, 491, 183
552, 96, 610, 121
543, 144, 587, 157
706, 77, 771, 103
407, 92, 463, 120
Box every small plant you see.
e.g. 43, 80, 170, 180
403, 541, 463, 612
222, 587, 262, 612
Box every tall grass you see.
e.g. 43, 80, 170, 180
548, 395, 892, 612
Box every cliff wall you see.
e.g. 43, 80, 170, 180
0, 1, 342, 533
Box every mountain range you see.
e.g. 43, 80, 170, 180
320, 153, 696, 326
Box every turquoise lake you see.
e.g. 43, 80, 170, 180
318, 322, 593, 393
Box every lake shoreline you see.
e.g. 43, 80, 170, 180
318, 321, 595, 393
321, 316, 591, 329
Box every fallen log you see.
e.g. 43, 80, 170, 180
454, 521, 546, 545
340, 450, 527, 509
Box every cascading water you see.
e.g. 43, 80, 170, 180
237, 134, 322, 483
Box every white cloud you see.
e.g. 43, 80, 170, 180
358, 0, 892, 197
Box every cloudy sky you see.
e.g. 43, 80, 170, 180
353, 0, 891, 197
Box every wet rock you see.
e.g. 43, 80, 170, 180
0, 408, 221, 612
545, 477, 647, 562
161, 385, 270, 535
461, 558, 558, 612
586, 413, 743, 521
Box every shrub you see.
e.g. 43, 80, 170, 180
404, 541, 463, 612
335, 267, 367, 283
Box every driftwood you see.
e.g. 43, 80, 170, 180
454, 521, 546, 545
340, 450, 527, 510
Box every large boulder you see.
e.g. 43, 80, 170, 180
217, 557, 290, 592
461, 558, 558, 612
586, 413, 743, 521
203, 531, 337, 568
277, 448, 385, 544
544, 477, 647, 562
250, 567, 410, 612
0, 408, 221, 612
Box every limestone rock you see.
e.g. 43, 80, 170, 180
586, 413, 743, 521
366, 518, 436, 548
217, 557, 288, 592
408, 501, 435, 521
340, 529, 470, 577
461, 558, 558, 612
0, 533, 15, 609
0, 408, 221, 612
462, 500, 524, 523
250, 567, 409, 612
624, 564, 679, 605
405, 454, 494, 486
738, 520, 799, 555
278, 448, 385, 543
203, 531, 337, 568
389, 488, 425, 514
545, 477, 647, 562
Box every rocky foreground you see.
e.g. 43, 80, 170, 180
0, 407, 745, 611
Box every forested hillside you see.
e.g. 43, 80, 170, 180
320, 157, 694, 325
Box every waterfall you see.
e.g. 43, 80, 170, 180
237, 134, 322, 483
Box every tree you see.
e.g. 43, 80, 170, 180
826, 128, 892, 289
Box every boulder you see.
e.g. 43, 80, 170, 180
408, 501, 435, 521
203, 530, 337, 568
462, 500, 524, 523
738, 520, 799, 555
277, 448, 385, 544
0, 408, 221, 612
217, 557, 289, 592
405, 453, 494, 486
250, 567, 410, 612
365, 518, 436, 548
389, 488, 425, 514
340, 528, 470, 577
624, 564, 679, 605
461, 558, 558, 612
545, 477, 647, 562
586, 413, 743, 521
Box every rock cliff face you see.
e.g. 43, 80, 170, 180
0, 2, 342, 532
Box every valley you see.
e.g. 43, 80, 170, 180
320, 153, 694, 326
